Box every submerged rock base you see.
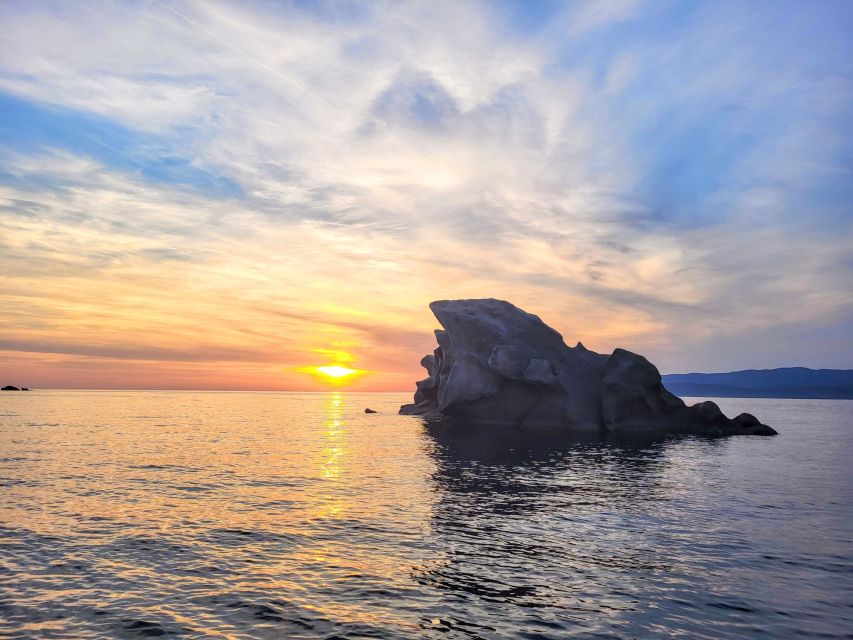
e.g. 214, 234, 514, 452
400, 299, 776, 437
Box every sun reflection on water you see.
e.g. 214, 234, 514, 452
322, 392, 344, 481
0, 390, 439, 637
316, 391, 347, 520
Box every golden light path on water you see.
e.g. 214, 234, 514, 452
0, 390, 437, 636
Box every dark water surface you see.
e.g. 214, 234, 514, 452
1, 391, 851, 638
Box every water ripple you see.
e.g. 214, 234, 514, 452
0, 391, 851, 638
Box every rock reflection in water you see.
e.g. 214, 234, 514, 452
419, 421, 734, 637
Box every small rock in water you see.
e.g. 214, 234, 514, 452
364, 408, 377, 413
1, 385, 20, 391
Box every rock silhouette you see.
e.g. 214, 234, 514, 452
400, 299, 776, 437
2, 385, 20, 391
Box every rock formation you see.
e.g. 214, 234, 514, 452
400, 299, 776, 437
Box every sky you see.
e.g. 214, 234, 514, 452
0, 0, 851, 391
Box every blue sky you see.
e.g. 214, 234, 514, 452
0, 0, 851, 388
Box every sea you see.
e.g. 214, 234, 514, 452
0, 391, 851, 639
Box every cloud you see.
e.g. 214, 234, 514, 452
0, 0, 851, 389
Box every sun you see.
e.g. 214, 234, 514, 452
316, 365, 358, 379
299, 362, 367, 387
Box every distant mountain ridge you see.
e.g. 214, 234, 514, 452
662, 367, 853, 399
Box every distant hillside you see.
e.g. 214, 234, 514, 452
661, 368, 853, 399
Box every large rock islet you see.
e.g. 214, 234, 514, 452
400, 299, 776, 437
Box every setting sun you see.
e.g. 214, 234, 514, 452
317, 365, 358, 379
298, 363, 368, 387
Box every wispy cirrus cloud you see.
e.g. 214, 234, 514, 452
0, 0, 851, 389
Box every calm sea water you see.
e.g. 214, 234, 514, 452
0, 391, 851, 639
